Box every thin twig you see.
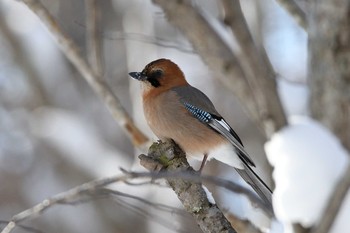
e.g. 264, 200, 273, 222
18, 0, 148, 148
85, 0, 103, 76
103, 189, 195, 233
72, 19, 196, 53
0, 175, 127, 233
0, 176, 191, 233
103, 31, 194, 54
275, 0, 307, 30
309, 163, 350, 233
99, 188, 186, 215
125, 169, 274, 218
0, 222, 44, 233
0, 165, 272, 233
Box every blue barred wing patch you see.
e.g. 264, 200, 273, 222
184, 103, 212, 123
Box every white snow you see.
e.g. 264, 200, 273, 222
277, 79, 308, 116
202, 184, 216, 204
265, 116, 349, 231
268, 220, 284, 233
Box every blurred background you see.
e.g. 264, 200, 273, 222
0, 0, 307, 232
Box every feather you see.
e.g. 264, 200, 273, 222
182, 101, 255, 167
235, 163, 273, 214
173, 86, 272, 211
208, 115, 255, 167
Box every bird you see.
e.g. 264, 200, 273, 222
129, 58, 273, 211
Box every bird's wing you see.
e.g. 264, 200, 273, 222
172, 86, 255, 167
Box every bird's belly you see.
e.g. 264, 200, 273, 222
146, 107, 225, 154
148, 118, 243, 168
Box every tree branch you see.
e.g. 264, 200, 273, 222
18, 0, 148, 148
275, 0, 307, 30
0, 176, 128, 233
308, 0, 350, 152
227, 214, 263, 233
85, 0, 103, 76
136, 148, 273, 217
0, 140, 274, 233
138, 140, 237, 233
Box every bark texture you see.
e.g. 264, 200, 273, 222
308, 0, 350, 151
139, 140, 236, 233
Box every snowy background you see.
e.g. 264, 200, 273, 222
0, 0, 348, 233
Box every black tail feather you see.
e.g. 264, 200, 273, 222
235, 155, 274, 215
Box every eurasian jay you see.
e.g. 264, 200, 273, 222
129, 58, 272, 210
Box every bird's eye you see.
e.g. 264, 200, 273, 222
146, 69, 163, 88
152, 69, 163, 79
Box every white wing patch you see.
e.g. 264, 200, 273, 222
216, 118, 231, 131
209, 118, 255, 167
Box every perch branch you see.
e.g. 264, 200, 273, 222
138, 140, 237, 233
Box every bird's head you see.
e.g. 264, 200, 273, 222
129, 59, 188, 93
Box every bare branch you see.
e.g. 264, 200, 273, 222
0, 175, 127, 233
128, 169, 274, 217
85, 0, 103, 76
275, 0, 307, 30
135, 156, 274, 217
0, 140, 274, 233
18, 0, 148, 148
0, 222, 43, 233
309, 163, 350, 233
138, 140, 237, 233
0, 177, 189, 233
103, 31, 195, 54
92, 188, 196, 233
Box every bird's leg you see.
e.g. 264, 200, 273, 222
198, 153, 208, 173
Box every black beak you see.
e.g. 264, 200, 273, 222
129, 72, 147, 81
